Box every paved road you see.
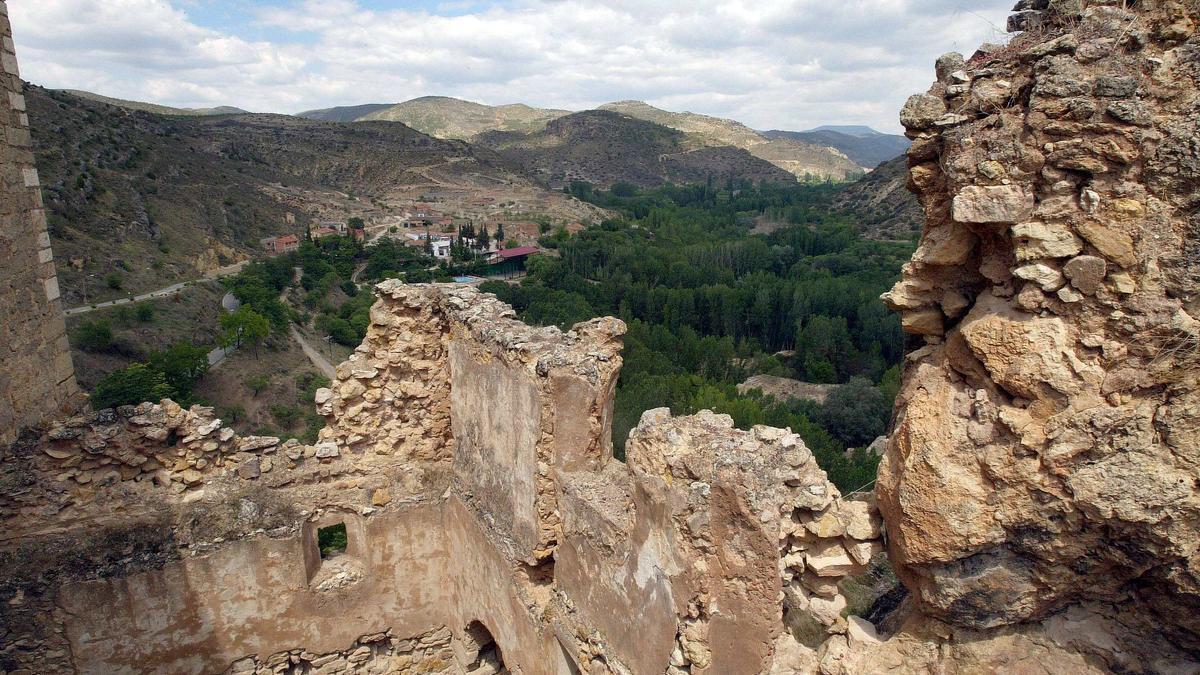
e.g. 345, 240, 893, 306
290, 326, 337, 379
64, 260, 249, 316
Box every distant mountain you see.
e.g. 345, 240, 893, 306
762, 127, 910, 169
475, 109, 796, 189
600, 100, 863, 180
831, 155, 922, 240
354, 96, 570, 140
296, 103, 394, 123
59, 90, 248, 116
806, 125, 883, 137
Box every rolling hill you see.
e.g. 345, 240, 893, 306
475, 109, 796, 189
60, 90, 248, 116
298, 96, 867, 181
351, 96, 571, 140
295, 103, 394, 123
761, 127, 910, 169
599, 100, 864, 180
26, 86, 544, 303
830, 155, 922, 240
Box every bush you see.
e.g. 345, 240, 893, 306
104, 272, 123, 290
75, 319, 113, 352
816, 377, 890, 448
91, 363, 172, 409
135, 303, 155, 322
269, 404, 301, 428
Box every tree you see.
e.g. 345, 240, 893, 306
245, 374, 270, 396
477, 225, 491, 251
135, 303, 155, 322
495, 223, 505, 243
75, 319, 113, 352
148, 342, 209, 399
816, 377, 890, 447
90, 363, 172, 410
105, 272, 123, 290
220, 306, 270, 356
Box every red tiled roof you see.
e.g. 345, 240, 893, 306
494, 246, 539, 259
276, 234, 299, 244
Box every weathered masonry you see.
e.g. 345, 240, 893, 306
0, 2, 79, 446
1, 0, 1199, 673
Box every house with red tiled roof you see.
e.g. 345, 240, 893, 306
262, 234, 299, 254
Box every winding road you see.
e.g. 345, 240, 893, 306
64, 261, 249, 316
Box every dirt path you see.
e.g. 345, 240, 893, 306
290, 326, 336, 379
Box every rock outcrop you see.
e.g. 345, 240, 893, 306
880, 0, 1200, 666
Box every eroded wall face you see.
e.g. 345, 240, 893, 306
881, 0, 1200, 651
0, 1, 79, 445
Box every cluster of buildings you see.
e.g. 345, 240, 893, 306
260, 221, 366, 256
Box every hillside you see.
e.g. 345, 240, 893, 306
60, 89, 248, 116
27, 86, 582, 305
762, 127, 910, 169
600, 100, 863, 180
830, 155, 921, 240
295, 103, 394, 123
356, 96, 570, 140
476, 109, 796, 188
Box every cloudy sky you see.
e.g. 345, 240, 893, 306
7, 0, 1014, 133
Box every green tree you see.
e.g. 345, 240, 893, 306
135, 303, 155, 322
148, 342, 210, 400
91, 363, 173, 409
817, 377, 890, 447
75, 319, 113, 352
105, 272, 123, 290
246, 374, 270, 396
220, 306, 270, 356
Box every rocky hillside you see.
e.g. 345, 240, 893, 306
601, 100, 864, 180
831, 155, 922, 240
762, 127, 910, 168
353, 96, 570, 140
295, 103, 393, 123
475, 109, 796, 188
27, 87, 526, 303
60, 89, 248, 116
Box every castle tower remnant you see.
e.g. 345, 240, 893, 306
0, 0, 80, 445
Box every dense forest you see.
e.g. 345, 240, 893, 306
482, 181, 913, 492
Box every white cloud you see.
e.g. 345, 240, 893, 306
8, 0, 1015, 131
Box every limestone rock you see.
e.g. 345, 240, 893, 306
951, 186, 1035, 224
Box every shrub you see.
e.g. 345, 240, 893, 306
91, 364, 172, 409
135, 303, 155, 322
75, 319, 113, 352
104, 272, 123, 290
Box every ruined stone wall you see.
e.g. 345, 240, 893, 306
0, 2, 80, 446
0, 282, 883, 674
873, 0, 1200, 669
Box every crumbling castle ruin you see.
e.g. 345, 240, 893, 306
1, 0, 1198, 673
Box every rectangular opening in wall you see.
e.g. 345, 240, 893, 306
317, 523, 347, 559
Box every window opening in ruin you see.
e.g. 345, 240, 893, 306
165, 429, 178, 447
317, 523, 348, 559
463, 621, 508, 674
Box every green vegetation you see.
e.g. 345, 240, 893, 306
219, 306, 270, 355
481, 182, 912, 491
90, 339, 210, 410
318, 523, 348, 557
75, 319, 114, 352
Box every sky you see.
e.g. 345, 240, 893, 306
7, 0, 1015, 133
